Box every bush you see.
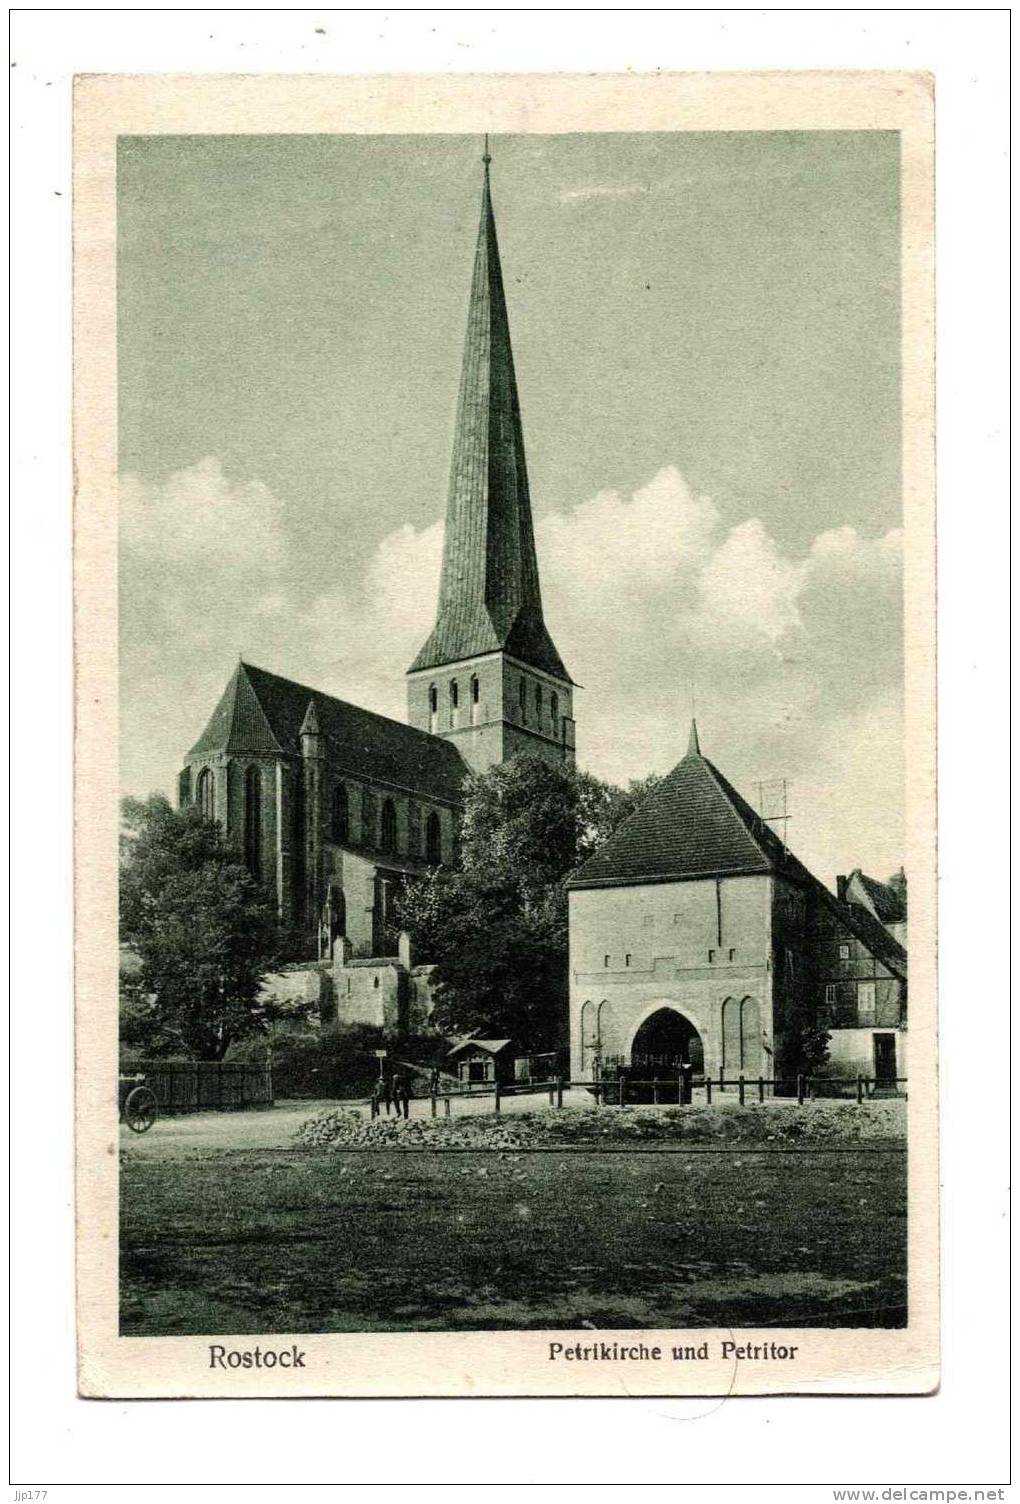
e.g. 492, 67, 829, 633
270, 1027, 452, 1100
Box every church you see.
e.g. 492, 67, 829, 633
179, 147, 575, 964
177, 148, 906, 1087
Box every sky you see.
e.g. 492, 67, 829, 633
119, 130, 904, 886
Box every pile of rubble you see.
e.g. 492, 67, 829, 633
293, 1098, 906, 1151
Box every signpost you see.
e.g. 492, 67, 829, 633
374, 1049, 387, 1081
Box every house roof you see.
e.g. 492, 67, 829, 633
567, 722, 798, 890
447, 1038, 513, 1058
851, 869, 907, 923
408, 156, 569, 683
835, 896, 908, 981
188, 661, 469, 804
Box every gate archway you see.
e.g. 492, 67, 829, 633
629, 1007, 704, 1075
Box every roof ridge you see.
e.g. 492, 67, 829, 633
241, 660, 461, 753
695, 753, 778, 866
237, 661, 285, 753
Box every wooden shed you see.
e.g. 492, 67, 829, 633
447, 1038, 515, 1088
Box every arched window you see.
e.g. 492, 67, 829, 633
534, 682, 542, 721
450, 680, 459, 708
331, 783, 349, 844
244, 765, 262, 880
425, 811, 442, 865
518, 676, 527, 724
196, 767, 215, 820
380, 799, 397, 854
550, 691, 559, 736
471, 674, 479, 703
428, 684, 437, 714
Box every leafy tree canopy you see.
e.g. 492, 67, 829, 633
120, 794, 305, 1060
398, 758, 658, 1052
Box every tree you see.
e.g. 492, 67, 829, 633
119, 794, 303, 1060
398, 757, 655, 1051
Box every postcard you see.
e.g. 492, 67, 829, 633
74, 69, 936, 1397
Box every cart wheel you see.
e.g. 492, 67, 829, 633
124, 1085, 158, 1133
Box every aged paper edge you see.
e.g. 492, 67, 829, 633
73, 69, 937, 1399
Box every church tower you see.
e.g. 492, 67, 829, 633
407, 144, 575, 774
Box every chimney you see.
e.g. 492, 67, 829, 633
836, 874, 848, 902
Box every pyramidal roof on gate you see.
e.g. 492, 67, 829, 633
408, 150, 570, 683
187, 661, 468, 803
567, 721, 803, 890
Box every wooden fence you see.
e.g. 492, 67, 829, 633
138, 1060, 273, 1114
408, 1073, 908, 1117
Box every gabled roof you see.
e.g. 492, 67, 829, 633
447, 1038, 513, 1058
850, 869, 907, 924
188, 661, 469, 804
834, 896, 908, 981
567, 722, 794, 890
409, 155, 569, 684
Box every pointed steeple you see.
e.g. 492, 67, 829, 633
409, 145, 569, 682
687, 719, 701, 757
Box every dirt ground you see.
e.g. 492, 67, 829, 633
120, 1138, 907, 1335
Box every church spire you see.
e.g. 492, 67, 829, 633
408, 144, 569, 682
687, 719, 701, 757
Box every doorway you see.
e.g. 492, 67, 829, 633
630, 1008, 704, 1075
873, 1032, 897, 1086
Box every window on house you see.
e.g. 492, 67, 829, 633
425, 811, 442, 866
518, 676, 527, 723
550, 691, 559, 735
380, 799, 397, 854
624, 954, 632, 968
839, 943, 851, 961
603, 955, 610, 968
331, 784, 349, 844
728, 948, 736, 962
858, 980, 877, 1024
708, 949, 717, 963
534, 683, 542, 720
470, 674, 479, 703
450, 680, 459, 708
196, 767, 215, 820
373, 975, 380, 990
428, 684, 437, 713
825, 983, 837, 1003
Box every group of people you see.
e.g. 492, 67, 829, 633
369, 1069, 413, 1119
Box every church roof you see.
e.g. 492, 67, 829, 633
188, 661, 469, 803
409, 152, 570, 683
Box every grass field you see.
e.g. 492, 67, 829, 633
120, 1142, 907, 1334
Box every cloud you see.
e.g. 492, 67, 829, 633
558, 183, 648, 204
120, 459, 903, 885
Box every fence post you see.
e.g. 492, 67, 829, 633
444, 1095, 451, 1118
856, 1074, 864, 1105
430, 1091, 437, 1119
797, 1073, 805, 1106
556, 1077, 564, 1109
494, 1081, 501, 1113
549, 1079, 555, 1106
705, 1076, 712, 1106
719, 1064, 725, 1090
758, 1076, 765, 1104
619, 1076, 626, 1108
738, 1075, 745, 1106
652, 1078, 660, 1105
